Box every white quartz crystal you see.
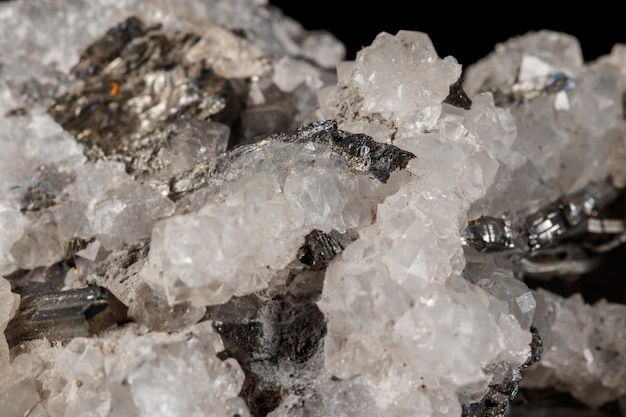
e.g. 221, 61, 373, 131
2, 1, 626, 415
464, 30, 626, 217
0, 112, 175, 274
63, 161, 176, 250
142, 139, 394, 306
0, 2, 346, 415
313, 31, 535, 417
314, 29, 626, 416
0, 277, 19, 366
0, 322, 248, 417
318, 30, 462, 142
0, 112, 85, 274
523, 289, 626, 408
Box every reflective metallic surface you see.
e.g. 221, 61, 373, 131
5, 286, 128, 348
462, 179, 625, 277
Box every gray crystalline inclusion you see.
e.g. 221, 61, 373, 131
4, 286, 128, 348
46, 15, 240, 176
167, 119, 415, 202
269, 119, 416, 183
461, 216, 514, 253
491, 71, 575, 106
297, 229, 344, 269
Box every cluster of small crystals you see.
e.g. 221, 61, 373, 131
314, 30, 532, 417
0, 112, 177, 273
142, 137, 393, 306
2, 0, 626, 416
1, 322, 248, 417
0, 0, 346, 415
0, 0, 344, 277
0, 0, 342, 96
316, 31, 464, 143
523, 289, 626, 408
313, 29, 626, 416
461, 31, 626, 406
463, 30, 626, 218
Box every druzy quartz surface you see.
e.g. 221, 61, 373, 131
1, 1, 626, 416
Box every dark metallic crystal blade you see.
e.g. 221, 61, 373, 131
4, 286, 128, 348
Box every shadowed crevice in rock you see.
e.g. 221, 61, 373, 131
213, 293, 327, 417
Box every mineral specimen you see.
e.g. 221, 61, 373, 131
2, 1, 626, 417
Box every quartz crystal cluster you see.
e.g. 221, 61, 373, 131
2, 1, 626, 417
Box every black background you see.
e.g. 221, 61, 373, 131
268, 1, 625, 69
